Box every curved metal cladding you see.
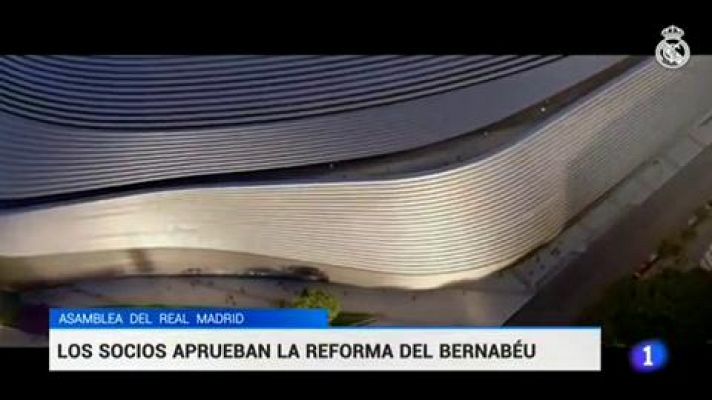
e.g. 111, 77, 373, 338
0, 55, 623, 200
2, 57, 712, 289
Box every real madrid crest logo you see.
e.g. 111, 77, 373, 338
656, 25, 690, 69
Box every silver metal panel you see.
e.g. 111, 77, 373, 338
0, 56, 623, 199
2, 58, 711, 289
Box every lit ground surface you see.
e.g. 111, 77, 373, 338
21, 273, 530, 327
0, 326, 46, 347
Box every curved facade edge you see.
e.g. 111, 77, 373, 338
2, 58, 712, 289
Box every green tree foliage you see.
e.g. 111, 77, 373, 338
694, 205, 711, 222
331, 312, 377, 327
0, 291, 21, 327
657, 238, 683, 258
292, 289, 342, 322
580, 269, 712, 347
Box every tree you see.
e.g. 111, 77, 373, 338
291, 289, 342, 322
580, 268, 712, 347
657, 238, 683, 258
0, 291, 20, 327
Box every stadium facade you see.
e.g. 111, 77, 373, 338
1, 55, 712, 289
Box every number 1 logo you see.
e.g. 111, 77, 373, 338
630, 340, 668, 373
642, 345, 653, 367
